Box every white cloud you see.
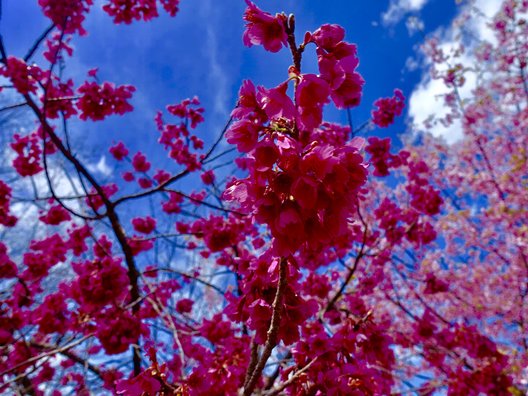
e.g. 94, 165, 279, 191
408, 76, 463, 144
407, 0, 504, 144
87, 155, 112, 177
404, 56, 420, 72
382, 0, 430, 26
405, 15, 425, 35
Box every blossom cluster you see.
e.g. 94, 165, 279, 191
103, 0, 181, 24
77, 81, 135, 121
0, 57, 44, 95
156, 97, 205, 171
371, 89, 405, 128
3, 0, 522, 395
0, 181, 17, 227
224, 16, 370, 256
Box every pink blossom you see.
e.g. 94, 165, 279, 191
257, 83, 297, 121
295, 74, 330, 131
131, 151, 151, 172
11, 133, 43, 177
38, 0, 93, 35
371, 89, 405, 128
109, 141, 129, 161
176, 298, 194, 313
122, 171, 135, 182
0, 242, 17, 278
132, 216, 156, 234
44, 32, 74, 63
243, 1, 288, 53
43, 79, 77, 119
77, 81, 135, 121
103, 0, 180, 24
231, 80, 266, 122
153, 169, 170, 184
200, 170, 215, 185
162, 192, 184, 214
330, 71, 364, 109
226, 119, 260, 153
0, 57, 43, 95
39, 204, 71, 225
311, 24, 345, 50
116, 370, 162, 396
96, 309, 141, 354
85, 183, 118, 211
166, 97, 204, 128
0, 180, 17, 227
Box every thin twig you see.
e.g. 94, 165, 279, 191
243, 258, 288, 396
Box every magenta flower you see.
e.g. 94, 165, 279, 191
371, 89, 405, 128
257, 82, 296, 121
243, 1, 288, 53
311, 24, 345, 50
295, 74, 330, 130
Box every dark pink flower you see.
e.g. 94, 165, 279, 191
122, 171, 135, 182
365, 137, 404, 177
109, 142, 129, 161
39, 0, 93, 35
372, 89, 405, 128
131, 216, 156, 234
153, 169, 171, 184
257, 83, 296, 121
330, 71, 364, 109
243, 0, 288, 53
103, 0, 158, 24
103, 0, 180, 24
132, 152, 151, 172
0, 242, 17, 278
0, 180, 17, 227
96, 309, 141, 354
162, 192, 184, 214
176, 298, 194, 313
311, 24, 345, 50
295, 74, 330, 130
39, 204, 71, 225
0, 57, 43, 95
226, 119, 260, 153
43, 79, 77, 119
77, 81, 135, 121
231, 80, 266, 122
11, 133, 43, 177
138, 177, 153, 189
200, 170, 215, 185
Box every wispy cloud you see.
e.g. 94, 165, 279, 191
382, 0, 429, 26
199, 0, 230, 118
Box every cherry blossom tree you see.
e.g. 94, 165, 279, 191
0, 0, 527, 395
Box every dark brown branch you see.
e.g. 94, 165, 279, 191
0, 335, 93, 378
284, 15, 302, 73
264, 351, 292, 391
143, 267, 225, 295
22, 93, 142, 375
114, 115, 233, 207
264, 357, 318, 396
244, 341, 259, 388
24, 24, 55, 62
31, 341, 103, 379
0, 101, 29, 113
243, 258, 288, 396
164, 188, 247, 216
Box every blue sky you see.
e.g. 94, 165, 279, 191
1, 0, 461, 171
